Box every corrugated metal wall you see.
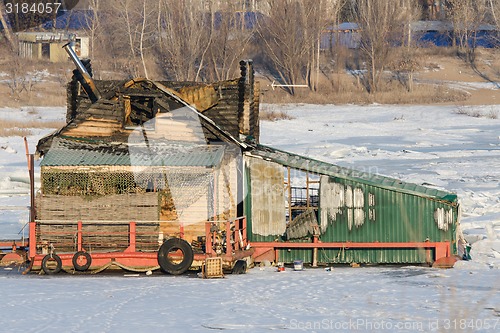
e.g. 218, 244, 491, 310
245, 157, 286, 238
319, 176, 456, 244
246, 169, 458, 264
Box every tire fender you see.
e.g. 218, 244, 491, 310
41, 254, 62, 275
232, 259, 247, 274
72, 251, 92, 271
157, 238, 194, 275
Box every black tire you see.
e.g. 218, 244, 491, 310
41, 254, 62, 275
157, 238, 194, 275
232, 259, 247, 274
72, 251, 92, 271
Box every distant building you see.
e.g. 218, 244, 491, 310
321, 22, 361, 50
411, 21, 499, 48
17, 32, 89, 62
201, 0, 270, 14
320, 21, 498, 50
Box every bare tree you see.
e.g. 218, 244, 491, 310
2, 55, 43, 101
205, 2, 255, 81
490, 0, 500, 27
138, 0, 152, 78
84, 0, 101, 59
100, 0, 156, 78
447, 0, 488, 63
394, 0, 422, 92
487, 0, 500, 49
310, 0, 345, 91
4, 55, 25, 100
351, 0, 406, 93
156, 0, 211, 81
257, 0, 326, 95
0, 2, 16, 51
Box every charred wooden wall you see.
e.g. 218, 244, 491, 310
65, 66, 260, 142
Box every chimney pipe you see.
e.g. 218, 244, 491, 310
63, 42, 101, 103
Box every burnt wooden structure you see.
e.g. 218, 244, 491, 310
31, 58, 259, 274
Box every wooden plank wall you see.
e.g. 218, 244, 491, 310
37, 193, 159, 221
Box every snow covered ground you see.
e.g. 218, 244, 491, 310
0, 103, 499, 332
0, 266, 499, 332
0, 106, 64, 241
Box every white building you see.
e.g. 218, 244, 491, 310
17, 32, 89, 62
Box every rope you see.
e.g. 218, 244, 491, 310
111, 261, 160, 273
91, 261, 114, 274
90, 260, 160, 274
319, 244, 345, 264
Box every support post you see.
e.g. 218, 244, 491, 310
28, 221, 36, 258
287, 167, 292, 223
306, 172, 310, 209
242, 217, 247, 244
205, 222, 212, 255
225, 221, 233, 255
312, 235, 319, 267
24, 138, 35, 223
425, 239, 431, 264
77, 221, 83, 252
179, 222, 184, 239
127, 222, 136, 252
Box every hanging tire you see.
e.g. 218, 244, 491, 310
72, 251, 92, 272
41, 254, 62, 275
157, 238, 194, 275
232, 259, 247, 274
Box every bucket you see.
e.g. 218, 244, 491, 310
293, 260, 303, 271
277, 262, 285, 272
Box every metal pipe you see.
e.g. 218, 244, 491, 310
63, 42, 101, 103
23, 137, 35, 223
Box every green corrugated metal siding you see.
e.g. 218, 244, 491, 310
320, 179, 456, 244
244, 145, 458, 265
277, 247, 436, 265
277, 248, 430, 265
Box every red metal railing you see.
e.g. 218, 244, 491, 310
204, 217, 247, 257
28, 216, 250, 271
249, 240, 452, 264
